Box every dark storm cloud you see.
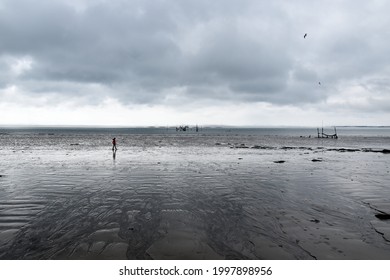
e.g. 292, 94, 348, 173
1, 0, 390, 110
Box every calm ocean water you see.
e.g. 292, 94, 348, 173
0, 126, 389, 150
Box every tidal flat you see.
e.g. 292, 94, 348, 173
1, 127, 390, 259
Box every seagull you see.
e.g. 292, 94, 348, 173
304, 33, 307, 38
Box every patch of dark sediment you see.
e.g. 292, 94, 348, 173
326, 148, 360, 152
362, 148, 390, 154
251, 145, 275, 150
326, 148, 390, 154
229, 143, 250, 149
281, 146, 296, 150
227, 144, 390, 154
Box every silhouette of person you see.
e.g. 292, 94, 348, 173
112, 137, 117, 151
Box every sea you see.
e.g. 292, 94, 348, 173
1, 126, 389, 150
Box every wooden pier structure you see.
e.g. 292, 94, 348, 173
317, 126, 338, 139
175, 125, 200, 132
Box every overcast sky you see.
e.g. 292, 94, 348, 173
1, 0, 390, 126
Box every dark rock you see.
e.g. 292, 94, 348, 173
375, 213, 390, 220
310, 219, 320, 223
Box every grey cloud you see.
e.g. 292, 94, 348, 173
1, 0, 390, 111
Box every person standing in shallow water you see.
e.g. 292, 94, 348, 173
112, 137, 117, 151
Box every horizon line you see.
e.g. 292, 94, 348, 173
1, 124, 389, 129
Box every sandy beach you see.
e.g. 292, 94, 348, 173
1, 128, 390, 259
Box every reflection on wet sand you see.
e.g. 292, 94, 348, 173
1, 143, 390, 259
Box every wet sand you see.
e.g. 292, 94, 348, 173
1, 137, 390, 259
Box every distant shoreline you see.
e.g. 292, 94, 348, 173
0, 125, 389, 129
